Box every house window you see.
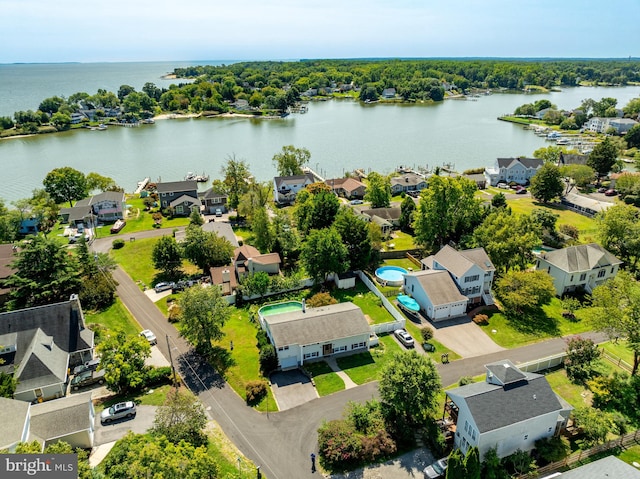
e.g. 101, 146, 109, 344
471, 429, 476, 441
570, 275, 573, 282
611, 267, 614, 274
524, 435, 528, 440
464, 421, 469, 433
411, 285, 414, 293
161, 193, 166, 197
579, 273, 586, 281
598, 269, 606, 278
464, 275, 480, 283
548, 427, 553, 433
351, 342, 365, 350
334, 345, 347, 353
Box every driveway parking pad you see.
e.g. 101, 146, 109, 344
270, 370, 318, 411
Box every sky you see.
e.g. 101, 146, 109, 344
1, 0, 638, 63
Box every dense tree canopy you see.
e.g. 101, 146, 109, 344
97, 330, 151, 394
42, 166, 88, 207
334, 207, 373, 271
495, 270, 556, 316
300, 227, 349, 283
152, 388, 208, 446
529, 163, 564, 203
220, 155, 252, 210
587, 137, 618, 180
272, 145, 311, 176
182, 225, 235, 272
152, 235, 183, 276
364, 172, 391, 208
596, 204, 640, 272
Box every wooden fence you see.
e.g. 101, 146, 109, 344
518, 430, 640, 478
602, 351, 633, 374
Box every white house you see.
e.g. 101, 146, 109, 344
444, 360, 572, 460
403, 270, 468, 321
261, 302, 371, 370
535, 243, 622, 296
273, 173, 315, 204
484, 157, 544, 186
421, 245, 496, 306
390, 173, 428, 194
584, 116, 637, 134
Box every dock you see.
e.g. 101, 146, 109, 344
134, 177, 150, 195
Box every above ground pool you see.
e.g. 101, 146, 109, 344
258, 301, 304, 320
397, 294, 420, 312
375, 266, 408, 287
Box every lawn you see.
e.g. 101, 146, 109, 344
94, 383, 174, 412
304, 361, 345, 396
387, 230, 416, 250
383, 258, 419, 271
544, 369, 592, 409
402, 319, 461, 362
212, 307, 277, 413
477, 298, 595, 348
330, 281, 397, 325
600, 340, 635, 368
336, 334, 402, 385
505, 197, 599, 243
617, 444, 640, 468
85, 298, 140, 336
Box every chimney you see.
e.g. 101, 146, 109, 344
222, 269, 230, 283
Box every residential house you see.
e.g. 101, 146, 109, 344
157, 180, 200, 216
535, 243, 622, 296
584, 116, 637, 134
463, 173, 487, 189
0, 295, 94, 403
561, 191, 613, 218
381, 88, 396, 99
0, 393, 95, 451
210, 265, 237, 296
421, 245, 496, 306
59, 191, 126, 225
553, 456, 640, 478
200, 188, 228, 215
403, 270, 468, 321
273, 173, 315, 204
390, 173, 428, 194
360, 207, 402, 227
557, 153, 589, 167
328, 177, 367, 199
484, 157, 544, 186
0, 243, 17, 305
260, 302, 371, 369
234, 245, 281, 279
18, 217, 39, 235
443, 360, 572, 459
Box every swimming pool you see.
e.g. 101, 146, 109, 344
375, 266, 408, 287
258, 301, 304, 319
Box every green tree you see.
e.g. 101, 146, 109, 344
97, 331, 151, 394
560, 164, 595, 189
399, 195, 416, 231
495, 270, 556, 315
178, 284, 231, 356
221, 155, 252, 210
85, 172, 119, 192
364, 171, 391, 208
378, 350, 441, 425
50, 112, 71, 130
624, 123, 640, 149
533, 145, 564, 164
0, 198, 20, 241
38, 96, 65, 114
571, 407, 612, 446
272, 145, 311, 176
596, 204, 640, 272
100, 432, 218, 479
241, 271, 271, 298
446, 448, 466, 479
414, 176, 482, 251
530, 208, 558, 234
469, 209, 541, 273
151, 387, 208, 446
464, 446, 481, 479
182, 225, 234, 272
529, 163, 564, 203
300, 227, 349, 284
294, 186, 340, 236
42, 166, 88, 207
189, 208, 204, 226
334, 207, 373, 270
152, 235, 183, 276
0, 370, 17, 398
587, 137, 618, 180
491, 192, 507, 209
251, 207, 274, 252
588, 271, 640, 375
564, 337, 602, 384
3, 235, 81, 309
481, 447, 508, 479
272, 209, 300, 266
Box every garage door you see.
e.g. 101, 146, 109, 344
279, 356, 298, 370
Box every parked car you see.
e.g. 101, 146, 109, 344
70, 369, 105, 390
172, 279, 197, 293
597, 187, 607, 193
215, 208, 223, 217
73, 358, 101, 376
515, 187, 527, 194
423, 457, 449, 479
394, 329, 415, 348
140, 329, 157, 345
604, 189, 618, 196
349, 199, 364, 205
100, 401, 137, 424
154, 282, 175, 293
497, 182, 509, 189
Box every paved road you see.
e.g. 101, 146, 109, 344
93, 235, 609, 478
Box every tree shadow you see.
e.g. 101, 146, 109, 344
176, 349, 226, 392
506, 307, 560, 336
207, 345, 236, 377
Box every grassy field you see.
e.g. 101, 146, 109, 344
600, 340, 635, 368
331, 281, 397, 324
336, 334, 402, 385
617, 444, 640, 468
94, 383, 174, 412
304, 361, 345, 396
477, 298, 595, 348
383, 258, 419, 270
85, 298, 140, 336
387, 230, 416, 250
544, 369, 593, 409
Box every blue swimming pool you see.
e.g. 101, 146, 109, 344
375, 266, 408, 286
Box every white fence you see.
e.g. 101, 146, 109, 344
517, 353, 566, 373
357, 270, 406, 331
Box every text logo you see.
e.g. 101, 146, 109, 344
1, 454, 77, 478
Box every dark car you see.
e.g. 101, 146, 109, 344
597, 187, 607, 193
604, 189, 618, 196
70, 369, 105, 390
515, 187, 527, 194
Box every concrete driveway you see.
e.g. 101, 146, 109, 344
430, 316, 505, 358
94, 405, 157, 446
270, 370, 318, 411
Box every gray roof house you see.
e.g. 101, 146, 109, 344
484, 157, 544, 186
0, 392, 95, 451
553, 455, 640, 478
0, 295, 94, 403
261, 302, 371, 370
157, 180, 200, 215
403, 270, 468, 321
535, 243, 622, 296
390, 173, 428, 194
444, 360, 572, 460
273, 173, 315, 204
200, 187, 228, 215
360, 207, 402, 227
59, 191, 126, 224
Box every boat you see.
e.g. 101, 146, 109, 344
141, 118, 155, 124
397, 294, 421, 313
555, 138, 570, 146
546, 131, 561, 141
97, 124, 107, 131
110, 219, 126, 234
185, 172, 209, 182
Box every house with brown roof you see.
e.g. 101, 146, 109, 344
535, 243, 622, 296
328, 177, 366, 199
210, 265, 237, 296
484, 157, 544, 186
234, 245, 281, 278
0, 295, 94, 403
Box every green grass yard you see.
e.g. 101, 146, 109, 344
85, 297, 140, 336
336, 334, 402, 385
304, 361, 345, 396
330, 281, 397, 325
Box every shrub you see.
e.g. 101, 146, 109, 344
459, 376, 474, 386
559, 223, 579, 240
473, 314, 489, 325
259, 345, 278, 374
317, 420, 363, 471
167, 302, 181, 323
112, 239, 125, 249
360, 429, 397, 462
143, 366, 172, 388
245, 380, 267, 405
306, 291, 338, 308
534, 436, 569, 464
420, 327, 434, 342
256, 329, 270, 349
624, 195, 637, 205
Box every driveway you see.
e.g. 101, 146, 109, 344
94, 405, 157, 446
430, 315, 505, 358
270, 370, 318, 411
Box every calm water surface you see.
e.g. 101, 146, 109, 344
1, 62, 638, 203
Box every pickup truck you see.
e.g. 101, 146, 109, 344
70, 369, 106, 390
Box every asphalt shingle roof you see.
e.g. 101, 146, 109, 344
30, 392, 93, 443
407, 270, 467, 305
431, 245, 494, 278
540, 243, 622, 273
265, 302, 370, 348
558, 456, 640, 478
202, 222, 239, 247
156, 180, 198, 194
0, 397, 29, 449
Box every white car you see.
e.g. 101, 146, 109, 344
140, 329, 157, 345
394, 329, 415, 348
100, 401, 137, 424
349, 199, 364, 205
423, 457, 448, 479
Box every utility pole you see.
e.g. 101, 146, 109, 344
166, 334, 178, 386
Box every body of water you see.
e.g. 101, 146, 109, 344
1, 62, 639, 204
